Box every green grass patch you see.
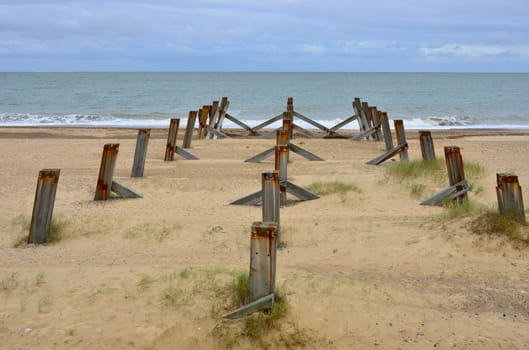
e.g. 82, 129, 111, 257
138, 274, 156, 289
306, 181, 361, 196
1, 272, 19, 294
386, 158, 445, 182
469, 211, 528, 242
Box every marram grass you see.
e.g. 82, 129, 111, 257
306, 181, 361, 195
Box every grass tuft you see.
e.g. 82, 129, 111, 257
469, 211, 528, 242
230, 271, 250, 307
1, 272, 19, 293
386, 159, 445, 182
138, 274, 156, 289
306, 181, 361, 196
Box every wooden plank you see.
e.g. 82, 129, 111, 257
496, 173, 526, 223
230, 190, 263, 206
212, 97, 230, 139
175, 146, 199, 160
289, 143, 324, 161
285, 180, 320, 201
206, 101, 219, 138
394, 120, 408, 161
224, 113, 258, 135
205, 126, 228, 139
293, 111, 330, 133
419, 130, 436, 161
444, 146, 467, 201
164, 118, 179, 161
249, 222, 277, 300
223, 293, 275, 319
329, 114, 358, 132
369, 107, 383, 141
131, 128, 150, 177
111, 181, 143, 199
244, 147, 275, 163
366, 142, 408, 165
275, 145, 289, 205
420, 180, 468, 206
28, 169, 60, 244
95, 143, 119, 200
251, 113, 283, 132
379, 112, 394, 151
197, 106, 210, 139
262, 171, 280, 245
350, 124, 381, 141
182, 111, 197, 149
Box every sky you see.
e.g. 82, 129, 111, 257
0, 0, 528, 72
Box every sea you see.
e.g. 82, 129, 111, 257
1, 72, 529, 130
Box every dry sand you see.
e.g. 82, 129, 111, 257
0, 127, 528, 349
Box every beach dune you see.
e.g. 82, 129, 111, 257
0, 127, 528, 349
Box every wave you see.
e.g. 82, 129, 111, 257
2, 112, 529, 130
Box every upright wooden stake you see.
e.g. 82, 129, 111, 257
394, 120, 408, 161
95, 144, 119, 200
369, 106, 383, 141
496, 173, 526, 223
275, 145, 289, 206
379, 112, 394, 151
165, 118, 179, 161
444, 146, 467, 201
287, 97, 294, 113
249, 222, 277, 301
28, 169, 60, 244
183, 111, 197, 149
419, 130, 436, 161
198, 105, 210, 139
276, 129, 289, 146
262, 171, 280, 245
131, 129, 150, 177
282, 112, 293, 140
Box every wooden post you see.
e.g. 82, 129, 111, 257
249, 221, 277, 301
183, 111, 197, 149
276, 129, 289, 146
28, 169, 60, 244
275, 145, 289, 206
419, 130, 436, 161
369, 106, 383, 141
496, 173, 526, 223
95, 143, 119, 200
379, 112, 394, 151
165, 118, 179, 161
214, 97, 229, 133
131, 129, 150, 177
287, 97, 294, 113
262, 171, 280, 245
444, 146, 467, 201
394, 120, 408, 161
362, 102, 373, 139
282, 112, 293, 140
198, 105, 210, 139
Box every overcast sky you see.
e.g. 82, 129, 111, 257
1, 0, 528, 72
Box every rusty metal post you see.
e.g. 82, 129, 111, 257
165, 118, 179, 161
95, 143, 119, 200
249, 221, 277, 301
282, 111, 293, 140
287, 97, 294, 113
496, 173, 526, 223
131, 128, 150, 177
275, 145, 289, 206
394, 120, 408, 161
419, 130, 436, 161
276, 129, 289, 146
207, 100, 220, 139
183, 111, 197, 149
369, 106, 383, 141
198, 105, 210, 139
379, 112, 393, 151
444, 146, 467, 201
361, 102, 373, 139
28, 169, 60, 244
262, 171, 280, 245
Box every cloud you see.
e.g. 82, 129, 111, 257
420, 44, 529, 58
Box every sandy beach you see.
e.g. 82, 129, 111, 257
1, 126, 528, 349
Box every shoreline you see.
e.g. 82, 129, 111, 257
2, 125, 529, 140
